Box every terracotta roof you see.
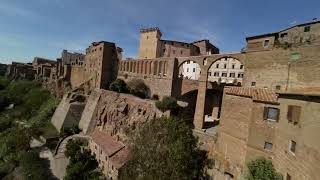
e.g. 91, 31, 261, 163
91, 130, 125, 157
224, 87, 278, 104
109, 147, 129, 169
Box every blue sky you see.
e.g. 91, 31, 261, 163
0, 0, 319, 64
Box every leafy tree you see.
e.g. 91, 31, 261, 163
247, 157, 282, 180
127, 79, 150, 99
64, 139, 101, 180
155, 96, 179, 112
109, 79, 128, 93
19, 151, 50, 180
120, 117, 208, 180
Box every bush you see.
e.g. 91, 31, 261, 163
155, 96, 179, 112
120, 117, 207, 180
64, 139, 100, 180
127, 79, 150, 99
19, 151, 50, 180
152, 94, 159, 100
247, 157, 282, 180
109, 79, 128, 93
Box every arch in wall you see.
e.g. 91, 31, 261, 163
153, 61, 158, 75
178, 60, 201, 80
207, 57, 244, 85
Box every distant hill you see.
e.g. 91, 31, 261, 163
0, 63, 7, 76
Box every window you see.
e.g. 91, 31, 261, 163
240, 65, 244, 69
172, 50, 176, 54
222, 72, 227, 77
224, 64, 227, 69
276, 85, 281, 90
163, 49, 165, 53
286, 173, 291, 180
146, 36, 149, 39
186, 68, 189, 72
290, 140, 296, 153
251, 82, 256, 86
280, 33, 288, 38
238, 73, 244, 78
304, 26, 311, 32
193, 68, 195, 72
208, 72, 212, 76
187, 60, 190, 64
263, 39, 270, 48
263, 107, 280, 122
216, 64, 219, 68
287, 105, 301, 124
232, 64, 235, 69
264, 142, 273, 151
214, 72, 219, 77
229, 73, 235, 78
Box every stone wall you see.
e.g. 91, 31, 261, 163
70, 66, 85, 89
118, 58, 177, 98
273, 95, 320, 180
243, 45, 320, 90
51, 92, 86, 132
79, 89, 161, 141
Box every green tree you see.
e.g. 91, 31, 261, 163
109, 79, 128, 93
120, 117, 207, 180
127, 79, 150, 99
247, 158, 282, 180
64, 139, 100, 180
155, 96, 179, 112
19, 151, 50, 180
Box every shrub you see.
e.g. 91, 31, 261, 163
19, 151, 50, 180
120, 117, 207, 180
247, 157, 282, 180
155, 96, 179, 112
152, 94, 159, 100
127, 79, 150, 99
109, 79, 128, 93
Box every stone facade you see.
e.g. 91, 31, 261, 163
213, 87, 320, 179
6, 62, 35, 80
89, 130, 128, 180
138, 27, 219, 59
84, 41, 119, 90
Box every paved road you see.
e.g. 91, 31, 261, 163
40, 134, 89, 180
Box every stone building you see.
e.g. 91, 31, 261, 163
138, 27, 219, 59
56, 50, 86, 83
213, 86, 320, 180
6, 62, 35, 80
245, 20, 320, 52
89, 129, 128, 180
32, 57, 56, 79
84, 41, 120, 90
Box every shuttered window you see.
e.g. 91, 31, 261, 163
287, 105, 301, 124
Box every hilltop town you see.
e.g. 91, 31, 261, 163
3, 20, 320, 180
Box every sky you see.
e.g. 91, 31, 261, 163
0, 0, 319, 64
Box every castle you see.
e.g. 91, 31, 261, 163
6, 20, 320, 180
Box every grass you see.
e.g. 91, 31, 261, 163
0, 77, 60, 179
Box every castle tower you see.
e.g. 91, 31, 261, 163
84, 41, 119, 90
138, 28, 162, 59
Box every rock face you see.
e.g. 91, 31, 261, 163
80, 89, 161, 141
